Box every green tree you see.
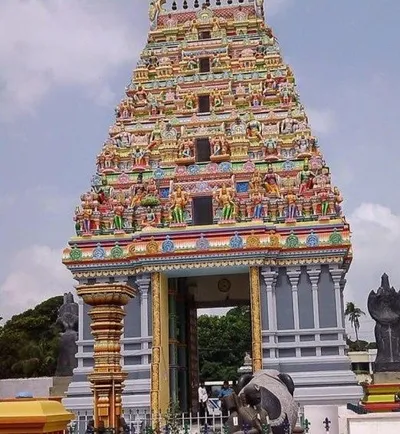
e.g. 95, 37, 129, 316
0, 296, 63, 379
197, 306, 251, 381
345, 302, 365, 343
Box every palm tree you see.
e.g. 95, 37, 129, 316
344, 302, 365, 342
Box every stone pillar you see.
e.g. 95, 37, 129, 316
307, 266, 321, 329
136, 274, 151, 364
287, 268, 301, 357
287, 268, 301, 330
249, 266, 262, 372
329, 266, 345, 329
307, 266, 321, 356
76, 280, 136, 431
261, 267, 278, 358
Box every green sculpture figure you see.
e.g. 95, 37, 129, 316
215, 184, 236, 221
169, 185, 188, 224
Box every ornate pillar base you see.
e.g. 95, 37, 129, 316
76, 282, 136, 431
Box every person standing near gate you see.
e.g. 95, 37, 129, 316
219, 380, 233, 423
198, 379, 209, 426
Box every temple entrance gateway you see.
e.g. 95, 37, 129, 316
167, 273, 252, 413
151, 268, 260, 416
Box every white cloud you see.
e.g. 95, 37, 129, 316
0, 0, 141, 121
345, 203, 400, 341
0, 245, 74, 321
307, 108, 336, 135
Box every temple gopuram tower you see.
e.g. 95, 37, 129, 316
62, 0, 361, 424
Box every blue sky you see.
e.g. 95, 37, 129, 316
0, 0, 399, 340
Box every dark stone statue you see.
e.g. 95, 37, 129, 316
55, 292, 79, 377
225, 391, 269, 434
368, 273, 400, 372
226, 370, 298, 434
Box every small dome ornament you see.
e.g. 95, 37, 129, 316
285, 231, 299, 248
229, 232, 244, 249
329, 229, 343, 245
111, 243, 124, 259
92, 244, 106, 260
146, 238, 160, 254
196, 234, 210, 251
69, 245, 83, 261
162, 236, 175, 253
306, 232, 319, 247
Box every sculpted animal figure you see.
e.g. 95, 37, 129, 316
228, 370, 298, 434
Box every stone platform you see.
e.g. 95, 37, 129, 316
361, 372, 400, 412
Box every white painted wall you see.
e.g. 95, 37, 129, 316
0, 377, 53, 399
338, 408, 400, 434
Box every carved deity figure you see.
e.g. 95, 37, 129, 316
264, 166, 280, 197
55, 293, 78, 377
278, 112, 298, 135
134, 86, 148, 104
186, 56, 198, 71
294, 135, 311, 154
249, 85, 263, 108
149, 120, 163, 150
112, 200, 125, 231
263, 73, 278, 95
164, 89, 176, 103
333, 186, 343, 215
142, 206, 157, 227
211, 54, 222, 69
251, 188, 264, 219
318, 189, 329, 216
231, 116, 246, 136
211, 89, 223, 109
211, 135, 228, 156
279, 83, 295, 105
132, 147, 146, 167
147, 92, 162, 116
368, 274, 400, 372
246, 113, 263, 141
298, 161, 315, 196
215, 184, 236, 221
179, 137, 194, 158
184, 91, 197, 110
286, 189, 298, 219
81, 204, 93, 233
250, 169, 263, 192
169, 185, 188, 224
263, 137, 278, 158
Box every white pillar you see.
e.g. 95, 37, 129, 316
287, 268, 301, 357
76, 278, 88, 369
287, 268, 301, 329
136, 274, 151, 365
329, 266, 345, 329
307, 266, 321, 329
307, 266, 321, 356
261, 268, 278, 358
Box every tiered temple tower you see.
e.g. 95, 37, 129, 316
62, 0, 361, 424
